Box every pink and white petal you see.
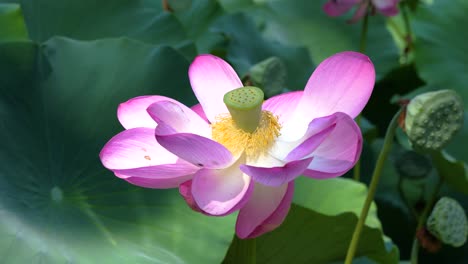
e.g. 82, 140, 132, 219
236, 182, 294, 239
323, 0, 359, 17
191, 103, 209, 123
348, 1, 369, 23
304, 112, 363, 179
262, 91, 303, 124
124, 173, 193, 189
155, 129, 233, 169
113, 162, 198, 179
192, 156, 253, 216
189, 54, 243, 123
117, 96, 177, 129
284, 125, 335, 161
147, 100, 210, 138
179, 180, 204, 213
100, 128, 177, 170
294, 51, 375, 122
272, 113, 340, 159
241, 157, 312, 186
375, 0, 399, 17
372, 0, 399, 16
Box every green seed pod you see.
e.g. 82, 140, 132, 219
426, 197, 467, 247
249, 57, 287, 98
405, 89, 463, 153
223, 86, 264, 133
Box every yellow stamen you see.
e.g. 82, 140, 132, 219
212, 111, 281, 160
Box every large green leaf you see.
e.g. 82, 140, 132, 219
173, 0, 224, 54
0, 3, 28, 41
259, 0, 400, 79
212, 13, 315, 91
0, 0, 192, 49
0, 38, 235, 263
224, 178, 398, 264
411, 0, 468, 162
432, 151, 468, 195
293, 178, 382, 228
412, 0, 468, 107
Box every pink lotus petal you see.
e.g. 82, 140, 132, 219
241, 157, 313, 186
236, 182, 294, 239
373, 0, 399, 16
376, 2, 399, 16
189, 54, 243, 123
113, 162, 198, 179
179, 180, 204, 213
147, 100, 210, 138
155, 129, 233, 169
304, 112, 362, 179
191, 103, 209, 123
272, 112, 339, 158
100, 127, 177, 170
124, 173, 193, 189
295, 51, 375, 121
323, 0, 360, 17
262, 91, 303, 124
100, 128, 197, 188
284, 124, 335, 162
192, 157, 253, 216
117, 96, 177, 129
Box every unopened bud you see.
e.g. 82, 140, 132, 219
249, 57, 287, 97
405, 90, 463, 153
426, 197, 467, 247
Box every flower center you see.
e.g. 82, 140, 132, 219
211, 87, 281, 160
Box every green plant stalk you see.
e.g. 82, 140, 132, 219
345, 109, 402, 264
397, 176, 418, 220
401, 2, 413, 43
359, 11, 369, 53
410, 164, 444, 264
354, 12, 369, 182
354, 115, 362, 181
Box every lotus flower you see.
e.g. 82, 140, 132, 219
324, 0, 399, 23
100, 51, 375, 239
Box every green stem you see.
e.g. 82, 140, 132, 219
401, 2, 413, 41
353, 115, 362, 181
397, 176, 418, 220
345, 109, 402, 264
387, 18, 406, 41
353, 11, 369, 182
410, 238, 419, 264
410, 161, 444, 264
359, 11, 369, 53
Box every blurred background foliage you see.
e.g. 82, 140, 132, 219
0, 0, 466, 263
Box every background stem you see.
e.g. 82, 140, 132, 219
353, 11, 369, 182
410, 167, 444, 264
345, 109, 402, 264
